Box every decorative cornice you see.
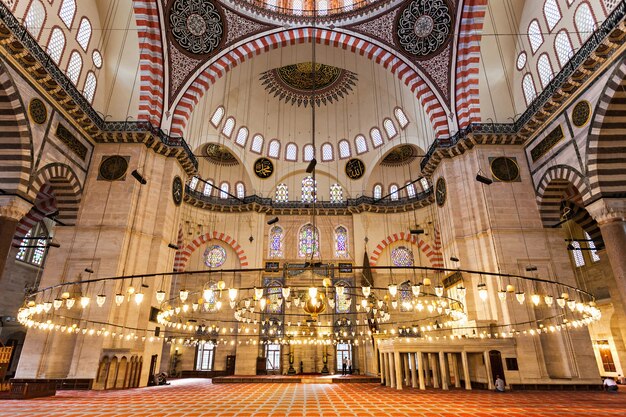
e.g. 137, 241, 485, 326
586, 197, 626, 224
184, 186, 434, 214
0, 196, 32, 221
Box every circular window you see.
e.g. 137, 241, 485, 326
92, 50, 103, 69
204, 245, 226, 268
516, 52, 527, 70
391, 246, 414, 267
490, 157, 520, 182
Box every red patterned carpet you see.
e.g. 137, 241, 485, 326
1, 379, 625, 416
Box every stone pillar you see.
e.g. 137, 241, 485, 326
430, 353, 440, 389
483, 351, 494, 390
439, 351, 449, 390
394, 352, 403, 390
410, 353, 417, 388
389, 353, 397, 389
417, 352, 426, 390
384, 353, 391, 387
423, 352, 430, 386
402, 353, 410, 386
461, 351, 472, 390
379, 350, 385, 384
450, 353, 461, 388
0, 197, 31, 276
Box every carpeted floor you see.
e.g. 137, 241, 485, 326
1, 379, 625, 416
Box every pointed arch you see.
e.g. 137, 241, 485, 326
369, 232, 443, 267
174, 231, 248, 271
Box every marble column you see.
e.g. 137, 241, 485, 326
0, 197, 31, 277
402, 353, 410, 386
417, 352, 426, 390
439, 351, 449, 390
389, 353, 397, 389
430, 353, 440, 389
423, 352, 431, 386
449, 353, 461, 388
379, 351, 385, 384
394, 352, 403, 390
483, 351, 494, 390
410, 353, 418, 388
384, 353, 391, 387
461, 351, 472, 390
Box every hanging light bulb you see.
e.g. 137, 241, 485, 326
531, 294, 541, 306
127, 286, 136, 295
506, 284, 515, 293
244, 299, 251, 309
308, 287, 318, 299
65, 298, 76, 309
515, 292, 526, 304
114, 293, 125, 306
294, 298, 301, 307
567, 300, 576, 311
229, 300, 236, 309
391, 300, 398, 309
217, 280, 226, 291
362, 286, 371, 297
411, 284, 421, 297
423, 277, 431, 287
498, 289, 507, 302
259, 298, 267, 310
328, 298, 335, 308
179, 289, 189, 302
156, 290, 166, 303
96, 294, 106, 307
134, 292, 144, 305
43, 301, 52, 312
254, 287, 264, 300
435, 285, 444, 297
282, 287, 291, 299
192, 303, 199, 312
182, 304, 189, 313
544, 295, 554, 307
53, 298, 63, 310
388, 284, 398, 298
360, 299, 368, 309
556, 297, 566, 308
216, 300, 222, 310
477, 283, 488, 301
228, 288, 238, 301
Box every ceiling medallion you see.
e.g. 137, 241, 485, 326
204, 143, 238, 166
98, 155, 129, 181
490, 157, 520, 183
169, 0, 223, 56
345, 159, 366, 180
396, 0, 452, 57
254, 157, 274, 179
571, 101, 591, 128
29, 98, 47, 125
381, 145, 418, 166
260, 62, 358, 107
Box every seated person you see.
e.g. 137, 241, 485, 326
604, 377, 618, 392
494, 375, 505, 392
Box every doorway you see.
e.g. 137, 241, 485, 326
489, 350, 505, 383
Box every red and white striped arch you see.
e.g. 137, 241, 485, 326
369, 231, 444, 268
12, 184, 57, 247
455, 0, 487, 129
169, 28, 451, 139
133, 0, 164, 126
174, 231, 249, 271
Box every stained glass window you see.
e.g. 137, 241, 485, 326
16, 222, 49, 267
390, 184, 399, 201
203, 282, 218, 312
220, 182, 229, 199
330, 184, 343, 203
269, 226, 283, 258
236, 182, 245, 199
391, 246, 414, 267
298, 224, 319, 258
335, 280, 351, 313
399, 282, 412, 312
267, 282, 282, 314
204, 245, 226, 268
275, 183, 288, 203
373, 184, 382, 199
335, 226, 348, 258
301, 176, 317, 203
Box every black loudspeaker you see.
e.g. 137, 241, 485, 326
154, 327, 160, 337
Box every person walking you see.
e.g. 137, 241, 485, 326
347, 358, 352, 375
342, 356, 347, 376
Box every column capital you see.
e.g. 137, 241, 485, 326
586, 198, 626, 225
0, 196, 32, 221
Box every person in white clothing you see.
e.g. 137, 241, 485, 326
494, 375, 505, 392
604, 378, 618, 392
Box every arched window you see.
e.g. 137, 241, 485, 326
275, 183, 288, 203
373, 184, 382, 199
285, 143, 297, 161
575, 3, 596, 42
334, 226, 348, 258
522, 73, 537, 105
537, 53, 554, 88
528, 20, 543, 53
15, 222, 49, 267
298, 224, 319, 258
338, 140, 351, 159
46, 27, 66, 64
394, 108, 409, 128
301, 176, 317, 203
269, 226, 284, 258
59, 0, 76, 29
330, 184, 343, 203
399, 282, 412, 312
321, 143, 334, 161
383, 118, 398, 139
570, 240, 585, 267
252, 134, 265, 153
83, 71, 97, 103
66, 51, 83, 85
219, 182, 229, 199
235, 127, 248, 147
335, 280, 351, 313
585, 231, 600, 262
210, 106, 224, 127
516, 51, 527, 70
391, 246, 414, 267
420, 178, 430, 191
76, 17, 92, 51
406, 182, 416, 198
554, 30, 574, 68
25, 0, 45, 39
370, 128, 384, 148
203, 180, 214, 197
354, 135, 368, 154
268, 139, 280, 158
221, 117, 235, 138
303, 144, 315, 162
390, 184, 399, 201
543, 0, 561, 31
236, 182, 245, 199
92, 50, 103, 68
318, 0, 328, 15
189, 176, 199, 191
